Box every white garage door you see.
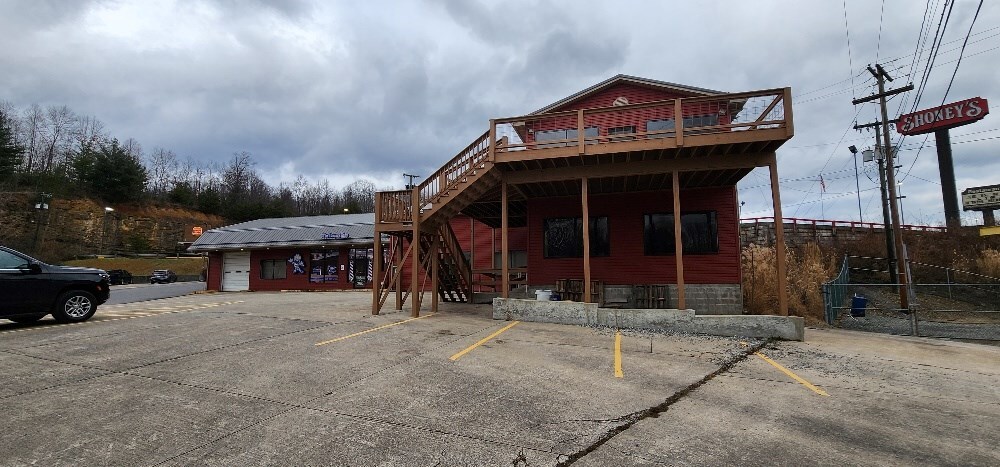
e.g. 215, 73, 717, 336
222, 252, 251, 291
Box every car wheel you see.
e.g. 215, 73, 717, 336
51, 290, 98, 323
9, 314, 45, 324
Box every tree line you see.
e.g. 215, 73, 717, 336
0, 101, 384, 222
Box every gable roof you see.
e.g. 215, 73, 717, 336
531, 74, 725, 115
188, 213, 378, 252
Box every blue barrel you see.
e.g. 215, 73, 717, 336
850, 294, 867, 317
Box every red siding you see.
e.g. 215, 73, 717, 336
554, 83, 688, 111
207, 252, 223, 291
526, 186, 740, 286
521, 82, 732, 145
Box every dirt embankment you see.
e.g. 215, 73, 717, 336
0, 192, 226, 262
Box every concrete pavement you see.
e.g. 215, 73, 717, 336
0, 291, 997, 466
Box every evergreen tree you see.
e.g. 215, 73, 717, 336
80, 138, 148, 202
0, 108, 25, 180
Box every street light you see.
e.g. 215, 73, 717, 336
101, 207, 115, 255
32, 193, 52, 254
849, 145, 863, 222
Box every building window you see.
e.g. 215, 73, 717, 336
260, 260, 287, 280
534, 127, 599, 148
644, 211, 719, 255
608, 125, 636, 141
646, 115, 720, 138
543, 217, 610, 258
310, 250, 339, 283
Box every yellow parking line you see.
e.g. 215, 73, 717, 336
614, 331, 624, 378
755, 351, 830, 397
315, 313, 436, 346
449, 321, 519, 361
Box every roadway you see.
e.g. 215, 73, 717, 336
106, 281, 206, 305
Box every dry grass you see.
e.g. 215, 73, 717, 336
61, 257, 206, 275
975, 249, 1000, 278
742, 242, 836, 323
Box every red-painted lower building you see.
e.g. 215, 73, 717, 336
374, 74, 794, 316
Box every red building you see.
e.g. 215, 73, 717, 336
375, 75, 794, 316
189, 214, 381, 292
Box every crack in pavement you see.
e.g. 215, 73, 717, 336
555, 339, 772, 466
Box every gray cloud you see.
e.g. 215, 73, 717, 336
0, 0, 997, 224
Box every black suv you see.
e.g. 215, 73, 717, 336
0, 246, 110, 323
149, 269, 177, 284
107, 269, 133, 285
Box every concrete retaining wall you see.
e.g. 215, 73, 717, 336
522, 284, 742, 315
493, 298, 804, 341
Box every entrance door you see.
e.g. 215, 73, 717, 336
222, 252, 251, 291
352, 256, 369, 288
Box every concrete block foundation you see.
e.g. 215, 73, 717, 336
493, 298, 804, 341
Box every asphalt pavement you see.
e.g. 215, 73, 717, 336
106, 281, 205, 304
1, 291, 996, 465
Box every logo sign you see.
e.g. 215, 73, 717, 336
962, 184, 1000, 211
321, 232, 350, 240
897, 97, 988, 136
192, 226, 203, 236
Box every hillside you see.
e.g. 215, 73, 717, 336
0, 192, 226, 262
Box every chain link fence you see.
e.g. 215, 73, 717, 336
823, 256, 1000, 343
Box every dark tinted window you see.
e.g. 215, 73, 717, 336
643, 211, 719, 255
260, 260, 287, 280
0, 250, 26, 269
535, 127, 599, 148
543, 217, 610, 258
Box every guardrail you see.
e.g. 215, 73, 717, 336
741, 217, 948, 233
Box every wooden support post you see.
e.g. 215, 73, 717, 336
489, 119, 497, 162
469, 217, 476, 293
411, 187, 421, 317
577, 109, 585, 154
674, 99, 684, 147
395, 235, 403, 310
581, 177, 591, 303
672, 171, 686, 309
782, 87, 795, 138
431, 232, 440, 313
501, 177, 510, 298
372, 215, 382, 315
768, 156, 789, 316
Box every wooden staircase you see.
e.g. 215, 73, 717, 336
419, 223, 473, 303
374, 131, 504, 313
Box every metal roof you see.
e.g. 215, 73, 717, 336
531, 74, 725, 115
188, 213, 379, 252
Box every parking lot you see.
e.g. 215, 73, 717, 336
2, 291, 998, 466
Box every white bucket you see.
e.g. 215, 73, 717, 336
535, 289, 552, 301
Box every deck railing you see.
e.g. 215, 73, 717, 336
378, 189, 413, 223
492, 87, 792, 153
740, 217, 948, 233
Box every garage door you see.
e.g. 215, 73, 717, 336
222, 252, 251, 291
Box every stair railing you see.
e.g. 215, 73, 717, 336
418, 131, 491, 208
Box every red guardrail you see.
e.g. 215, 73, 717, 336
740, 217, 948, 232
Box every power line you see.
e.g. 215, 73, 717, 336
940, 0, 984, 104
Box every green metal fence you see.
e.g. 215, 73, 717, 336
822, 255, 850, 324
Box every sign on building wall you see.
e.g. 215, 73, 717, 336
897, 97, 989, 136
962, 184, 1000, 211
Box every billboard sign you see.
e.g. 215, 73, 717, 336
962, 184, 1000, 211
897, 97, 988, 136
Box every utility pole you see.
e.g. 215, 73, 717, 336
854, 121, 897, 282
853, 64, 915, 319
402, 173, 420, 189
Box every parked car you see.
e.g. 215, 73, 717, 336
107, 269, 133, 285
0, 245, 110, 323
149, 269, 178, 284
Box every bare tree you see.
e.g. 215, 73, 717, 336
21, 104, 45, 173
148, 147, 179, 196
42, 105, 76, 172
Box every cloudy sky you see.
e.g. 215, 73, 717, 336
2, 0, 997, 225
